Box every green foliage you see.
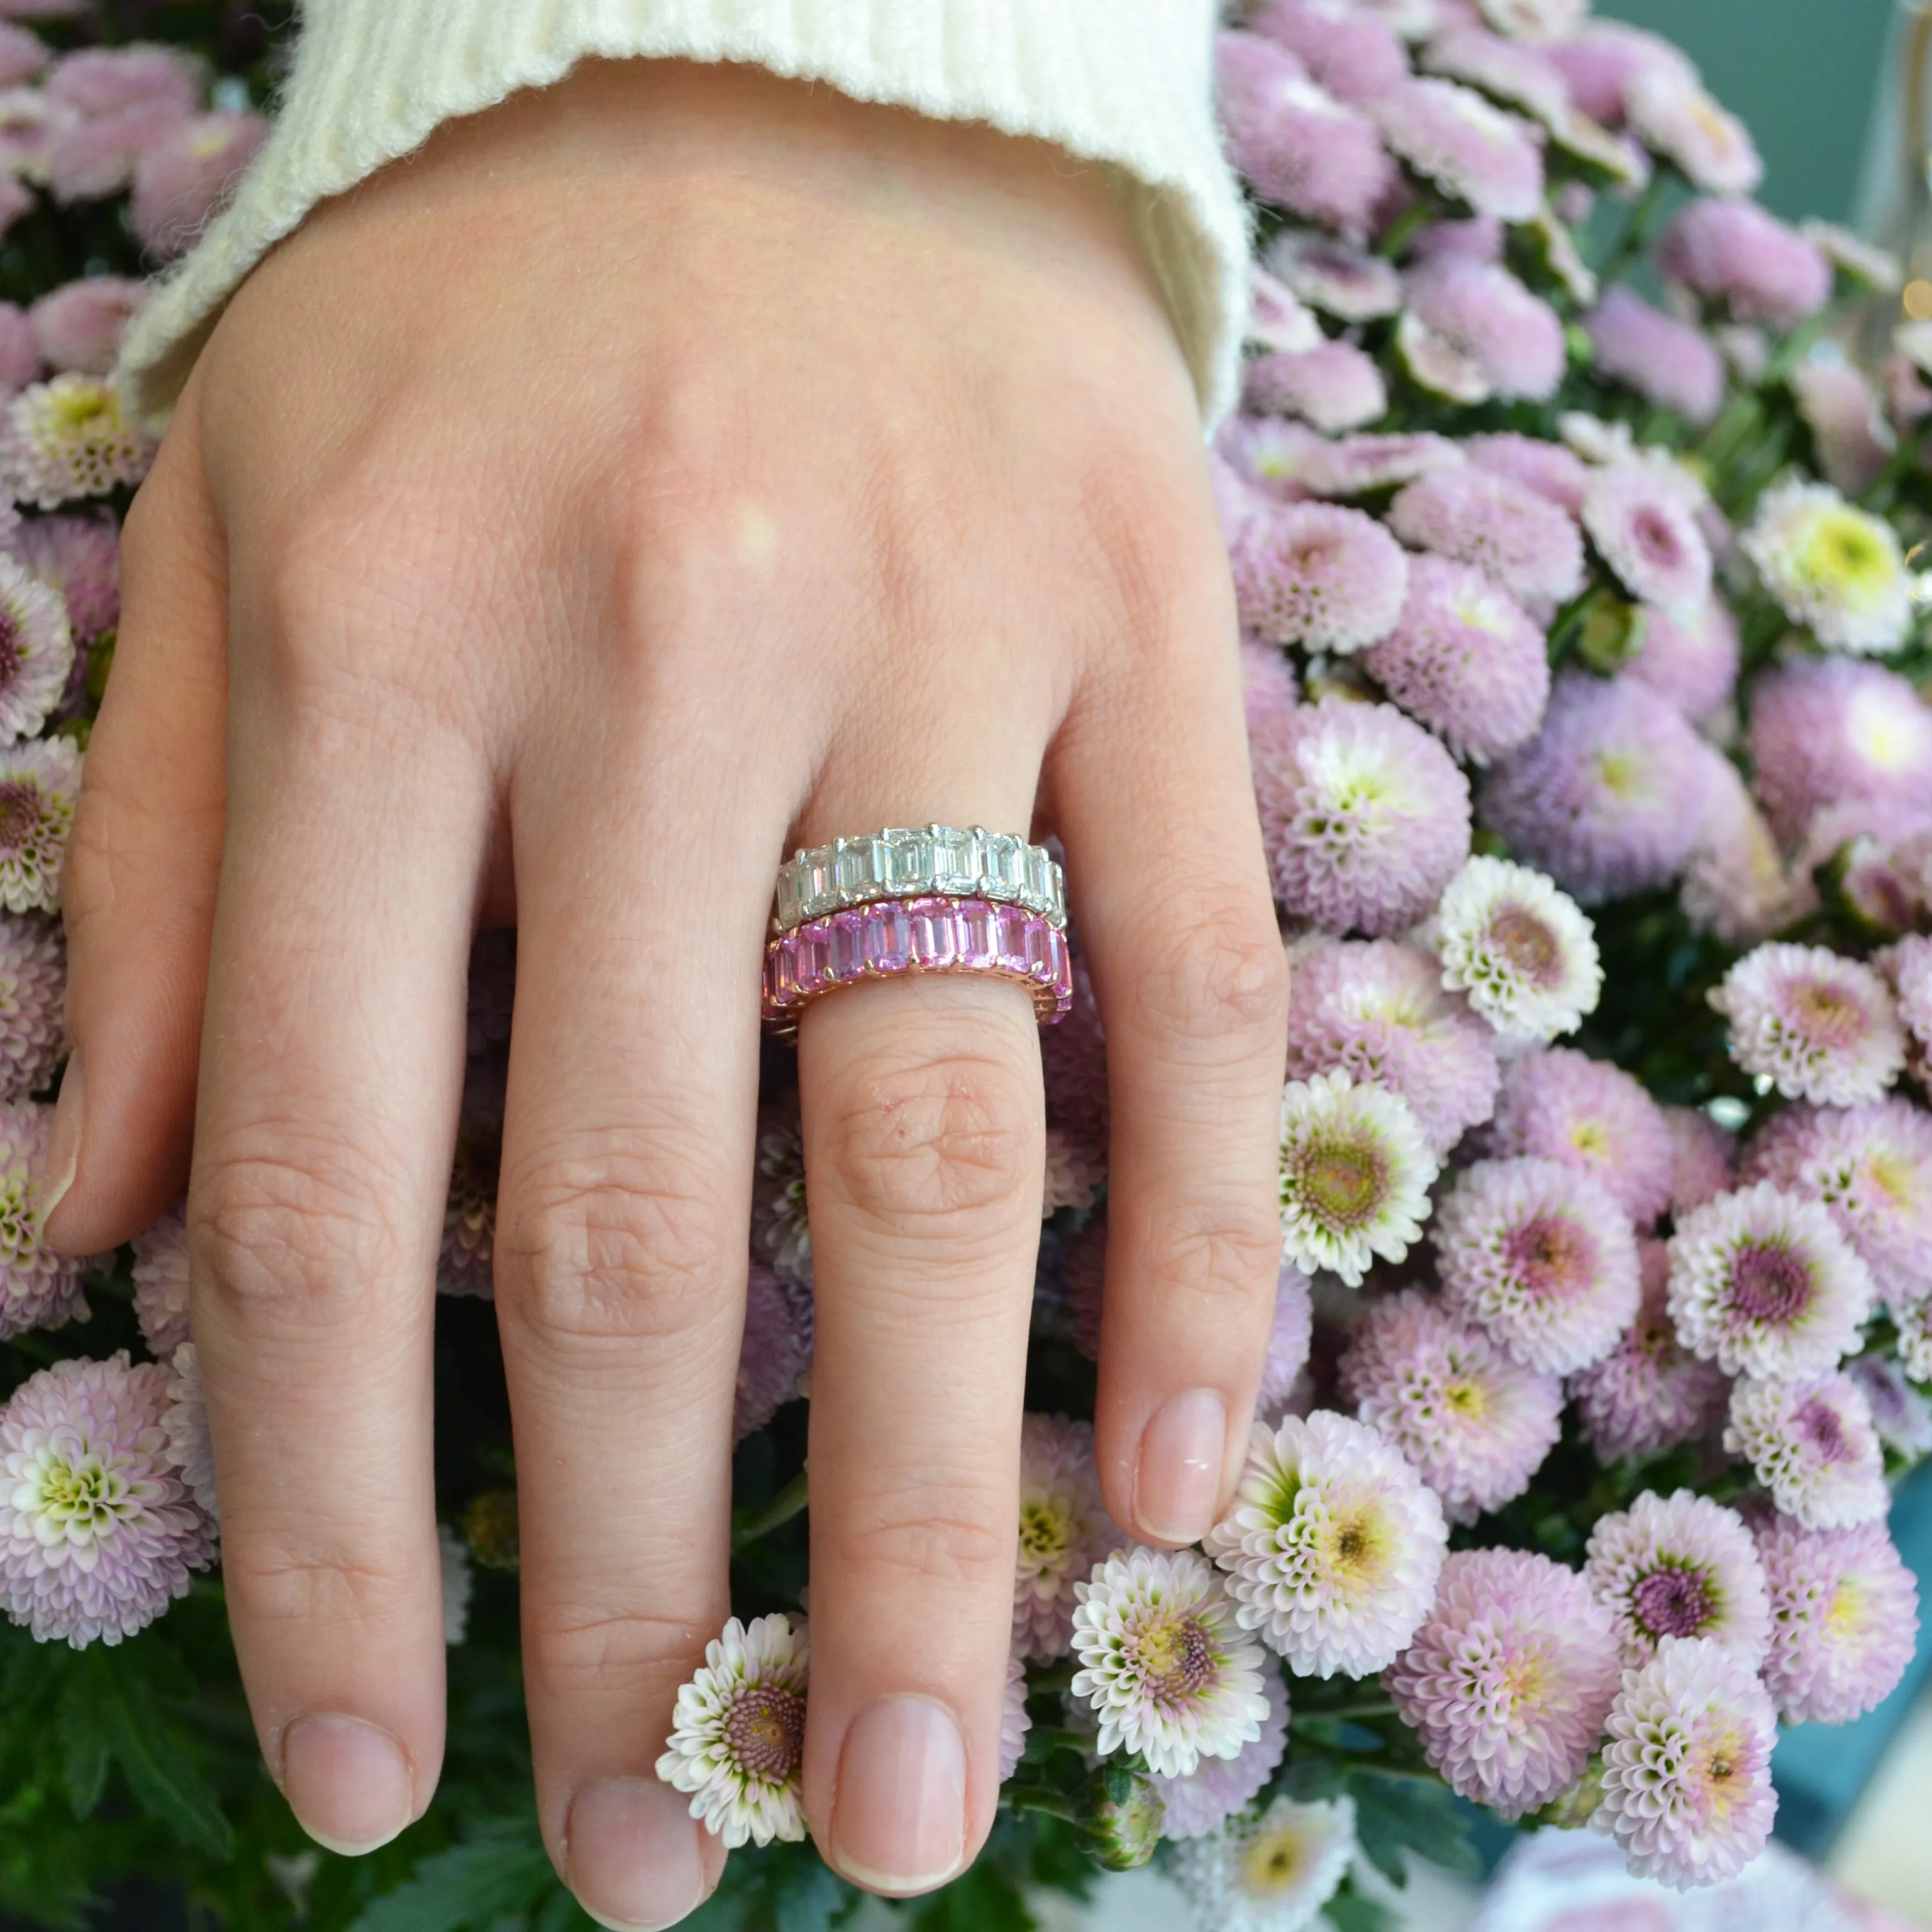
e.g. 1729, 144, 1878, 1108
343, 1822, 586, 1932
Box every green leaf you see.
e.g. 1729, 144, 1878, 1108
1345, 1770, 1483, 1887
772, 1858, 850, 1932
84, 1651, 234, 1860
347, 1828, 560, 1932
1323, 1880, 1399, 1932
904, 1857, 1035, 1932
53, 1674, 109, 1820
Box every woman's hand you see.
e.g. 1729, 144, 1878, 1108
45, 60, 1286, 1929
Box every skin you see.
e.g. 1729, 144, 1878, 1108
42, 59, 1288, 1931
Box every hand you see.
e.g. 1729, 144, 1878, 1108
46, 60, 1287, 1927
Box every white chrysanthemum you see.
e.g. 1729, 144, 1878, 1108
1741, 479, 1913, 655
655, 1614, 809, 1847
1206, 1411, 1448, 1679
438, 1522, 472, 1646
0, 554, 70, 747
1070, 1546, 1269, 1779
1278, 1071, 1436, 1288
1014, 1414, 1124, 1662
0, 1097, 87, 1340
1584, 1491, 1771, 1671
0, 736, 79, 914
1894, 1292, 1932, 1384
1724, 1372, 1889, 1531
1, 375, 152, 509
1429, 856, 1601, 1044
161, 1341, 216, 1526
1667, 1182, 1874, 1380
1170, 1794, 1358, 1932
1711, 944, 1904, 1106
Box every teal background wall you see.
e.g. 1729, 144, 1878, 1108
1599, 0, 1895, 224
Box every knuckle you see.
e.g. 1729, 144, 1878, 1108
524, 1602, 719, 1704
1162, 1197, 1284, 1314
1130, 892, 1289, 1053
823, 1483, 1012, 1595
224, 1535, 419, 1637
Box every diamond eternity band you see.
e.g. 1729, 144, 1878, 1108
772, 825, 1065, 933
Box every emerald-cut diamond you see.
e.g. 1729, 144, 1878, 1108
885, 828, 936, 893
802, 849, 840, 919
835, 836, 887, 903
933, 824, 982, 893
774, 863, 805, 930
985, 833, 1026, 898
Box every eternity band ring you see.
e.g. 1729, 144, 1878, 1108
772, 825, 1065, 933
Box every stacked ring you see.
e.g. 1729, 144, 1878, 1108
772, 825, 1065, 932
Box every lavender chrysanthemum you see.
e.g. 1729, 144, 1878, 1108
1747, 660, 1932, 845
438, 1058, 501, 1301
1388, 1548, 1621, 1818
0, 1099, 85, 1339
1680, 753, 1794, 948
1484, 1047, 1674, 1228
1205, 1409, 1448, 1678
1626, 72, 1763, 197
1434, 1157, 1641, 1374
1230, 498, 1409, 654
0, 909, 62, 1099
160, 1341, 216, 1526
1663, 1107, 1735, 1219
1014, 1413, 1125, 1662
0, 552, 70, 745
1169, 1792, 1357, 1932
1252, 0, 1409, 108
1371, 77, 1544, 221
1894, 1291, 1932, 1384
1071, 1546, 1270, 1779
1584, 1491, 1770, 1670
1711, 945, 1904, 1107
1245, 264, 1324, 356
1283, 937, 1499, 1157
0, 1351, 214, 1646
1399, 257, 1565, 404
1848, 1354, 1932, 1458
1624, 599, 1740, 726
1657, 198, 1831, 331
1358, 555, 1549, 765
1277, 1070, 1436, 1287
999, 1652, 1030, 1783
1421, 26, 1570, 128
1224, 415, 1463, 501
1741, 480, 1913, 656
1545, 23, 1697, 128
1430, 855, 1601, 1046
8, 513, 118, 652
1465, 430, 1590, 513
1592, 1636, 1777, 1890
1479, 674, 1713, 906
1263, 231, 1405, 323
752, 1102, 811, 1284
1257, 699, 1471, 936
1580, 462, 1712, 617
1754, 1514, 1919, 1724
1259, 1267, 1315, 1413
1723, 1371, 1889, 1531
131, 1202, 190, 1358
1338, 1289, 1562, 1524
129, 109, 269, 259
0, 374, 150, 508
1791, 359, 1894, 497
1583, 287, 1725, 426
0, 735, 79, 913
1153, 1667, 1291, 1839
734, 1262, 813, 1444
1387, 465, 1584, 609
1243, 340, 1387, 433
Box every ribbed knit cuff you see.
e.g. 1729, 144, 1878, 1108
117, 0, 1249, 429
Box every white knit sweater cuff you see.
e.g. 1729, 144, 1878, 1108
117, 0, 1249, 429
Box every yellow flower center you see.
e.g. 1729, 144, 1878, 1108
1018, 1496, 1074, 1566
1243, 1824, 1308, 1896
48, 382, 118, 438
1444, 1376, 1489, 1422
31, 1453, 122, 1537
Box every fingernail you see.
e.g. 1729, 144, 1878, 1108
1135, 1386, 1228, 1545
280, 1713, 414, 1855
35, 1052, 81, 1238
564, 1778, 710, 1932
829, 1694, 967, 1894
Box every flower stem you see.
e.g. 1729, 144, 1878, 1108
730, 1468, 809, 1550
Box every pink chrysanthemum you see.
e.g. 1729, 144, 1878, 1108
1428, 855, 1601, 1045
129, 109, 269, 259
1338, 1288, 1562, 1524
1880, 931, 1932, 1055
1711, 945, 1904, 1107
1399, 258, 1565, 405
1625, 72, 1763, 197
1624, 599, 1739, 727
1387, 465, 1585, 611
1680, 759, 1794, 950
1658, 198, 1830, 330
1371, 77, 1544, 221
1245, 264, 1324, 357
1755, 1514, 1919, 1725
1421, 26, 1570, 127
1662, 1107, 1735, 1219
1580, 463, 1712, 617
1043, 958, 1106, 1152
45, 43, 196, 119
1252, 0, 1411, 107
1258, 1267, 1315, 1411
0, 302, 34, 396
997, 1650, 1030, 1783
1230, 498, 1409, 654
1284, 936, 1499, 1157
1593, 1636, 1777, 1890
1483, 1046, 1674, 1227
0, 1351, 214, 1646
0, 374, 151, 508
751, 1102, 811, 1285
1583, 287, 1726, 425
1434, 1156, 1641, 1374
1388, 1547, 1622, 1818
1747, 660, 1932, 845
0, 1098, 84, 1339
1740, 1100, 1932, 1307
1359, 554, 1548, 766
1545, 23, 1695, 126
1243, 339, 1388, 433
0, 551, 70, 747
1041, 1123, 1104, 1216
734, 1262, 813, 1445
1572, 1240, 1733, 1463
1724, 1371, 1889, 1531
131, 1202, 190, 1358
1894, 1291, 1932, 1383
1227, 417, 1465, 500
1263, 230, 1406, 322
1667, 1181, 1873, 1381
437, 1055, 502, 1301
1465, 431, 1590, 514
0, 908, 61, 1099
27, 276, 143, 377
1153, 1668, 1291, 1839
1015, 1413, 1124, 1662
1584, 1491, 1770, 1671
1791, 359, 1894, 497
0, 23, 44, 86
9, 513, 118, 654
41, 46, 196, 203
160, 1341, 216, 1527
1256, 698, 1472, 936
1206, 1409, 1448, 1677
1479, 674, 1716, 906
1216, 33, 1397, 235
1848, 1354, 1932, 1457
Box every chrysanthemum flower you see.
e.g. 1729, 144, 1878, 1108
1790, 359, 1894, 497
1545, 22, 1697, 127
129, 109, 269, 259
1626, 72, 1763, 197
1572, 1241, 1733, 1464
1434, 1157, 1641, 1374
1071, 1546, 1270, 1779
1246, 264, 1324, 357
1624, 599, 1740, 726
735, 1262, 814, 1445
1480, 0, 1586, 40
1153, 1667, 1291, 1840
438, 1521, 471, 1646
1387, 466, 1585, 611
1358, 556, 1548, 767
1430, 855, 1601, 1045
752, 1102, 811, 1284
26, 276, 144, 377
1740, 1099, 1932, 1307
1231, 420, 1465, 501
1259, 1268, 1315, 1415
1399, 257, 1566, 404
0, 733, 75, 922
1848, 1354, 1932, 1458
1284, 936, 1499, 1157
0, 374, 151, 508
1262, 231, 1405, 322
1657, 198, 1830, 331
1583, 287, 1726, 425
1479, 674, 1713, 906
1584, 1491, 1770, 1671
1748, 660, 1932, 846
1724, 1370, 1889, 1531
1014, 1413, 1124, 1662
1580, 462, 1712, 617
1371, 77, 1544, 221
1169, 1792, 1357, 1932
1338, 1289, 1562, 1523
1252, 0, 1409, 108
9, 512, 119, 652
1389, 1547, 1621, 1818
1257, 699, 1471, 936
1662, 1106, 1735, 1219
1803, 219, 1902, 294
160, 1341, 216, 1526
998, 1651, 1030, 1782
1278, 1070, 1437, 1287
0, 1351, 215, 1646
1741, 480, 1913, 655
1465, 431, 1591, 514
1205, 1409, 1448, 1677
1484, 1046, 1674, 1228
1880, 931, 1932, 1055
131, 1201, 190, 1358
1894, 1291, 1932, 1384
0, 1098, 85, 1340
1711, 945, 1904, 1108
1421, 26, 1570, 128
0, 543, 74, 745
1230, 499, 1409, 655
0, 909, 62, 1100
1755, 1514, 1919, 1724
438, 1059, 501, 1301
1592, 1636, 1778, 1890
1243, 340, 1388, 434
